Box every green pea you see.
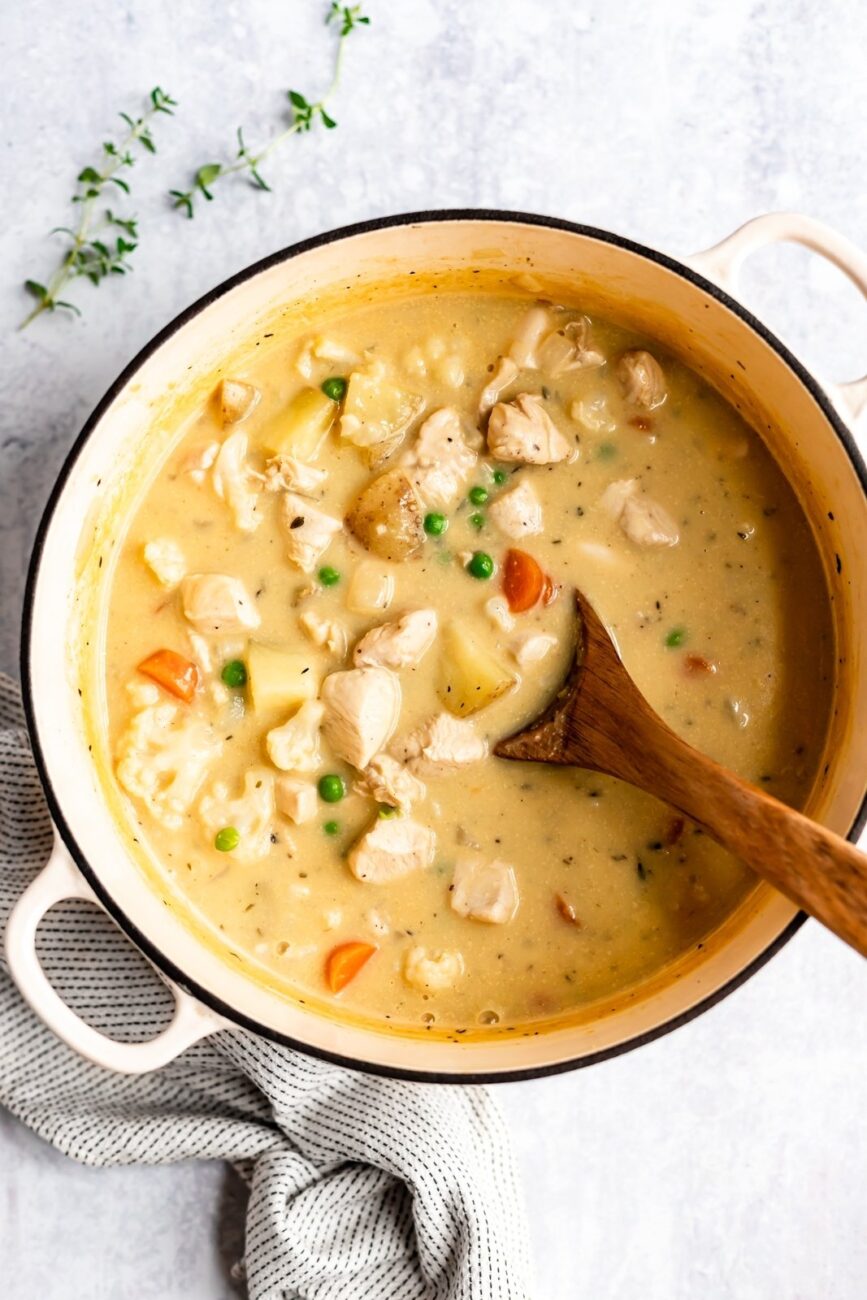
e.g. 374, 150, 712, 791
468, 485, 489, 506
469, 512, 485, 530
424, 512, 448, 536
378, 804, 399, 819
323, 819, 341, 836
492, 469, 508, 486
220, 659, 247, 689
466, 551, 495, 580
321, 376, 347, 402
214, 826, 240, 853
318, 565, 341, 587
665, 627, 687, 648
318, 773, 346, 803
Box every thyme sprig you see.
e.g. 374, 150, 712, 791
20, 87, 177, 328
170, 3, 369, 218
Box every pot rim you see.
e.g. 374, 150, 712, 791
20, 208, 867, 1082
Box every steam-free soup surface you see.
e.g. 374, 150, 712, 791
101, 290, 833, 1035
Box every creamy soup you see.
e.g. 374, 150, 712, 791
99, 289, 834, 1037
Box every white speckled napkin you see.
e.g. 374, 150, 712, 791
0, 673, 531, 1299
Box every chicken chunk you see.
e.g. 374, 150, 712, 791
199, 768, 277, 864
280, 492, 342, 573
219, 379, 260, 425
509, 630, 557, 668
353, 610, 438, 671
450, 852, 519, 924
348, 815, 436, 883
143, 538, 186, 589
403, 946, 464, 992
353, 753, 426, 811
484, 596, 516, 633
263, 456, 328, 497
401, 407, 478, 509
299, 609, 348, 658
265, 700, 325, 773
321, 667, 402, 770
536, 317, 605, 375
617, 350, 667, 410
487, 394, 572, 464
600, 479, 680, 548
340, 362, 425, 466
212, 432, 263, 533
479, 355, 519, 415
394, 712, 488, 777
182, 573, 261, 634
488, 479, 543, 539
275, 776, 318, 825
116, 700, 219, 830
508, 306, 551, 369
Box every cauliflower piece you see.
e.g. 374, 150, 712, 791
116, 701, 219, 830
479, 355, 519, 415
299, 609, 348, 658
450, 852, 519, 924
275, 775, 318, 824
487, 394, 572, 464
393, 712, 488, 777
509, 631, 558, 668
280, 492, 342, 573
198, 768, 276, 864
404, 946, 464, 992
484, 596, 515, 633
348, 816, 436, 883
263, 456, 328, 497
182, 574, 261, 634
600, 479, 679, 548
616, 350, 667, 410
265, 700, 325, 773
353, 609, 438, 671
212, 432, 264, 533
143, 538, 186, 589
321, 667, 402, 770
401, 407, 478, 509
219, 379, 260, 425
488, 479, 543, 539
507, 306, 551, 369
353, 753, 427, 811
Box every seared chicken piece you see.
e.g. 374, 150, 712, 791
536, 317, 605, 375
280, 492, 342, 572
219, 378, 260, 425
600, 479, 679, 548
394, 712, 488, 777
487, 394, 572, 464
181, 573, 261, 634
401, 407, 478, 509
353, 753, 426, 811
450, 852, 519, 924
299, 609, 349, 658
479, 355, 519, 415
263, 456, 328, 496
403, 946, 464, 992
348, 815, 436, 883
199, 768, 277, 864
143, 538, 186, 589
275, 775, 318, 825
265, 700, 325, 773
321, 667, 402, 769
617, 350, 667, 410
488, 479, 543, 539
212, 432, 263, 533
353, 609, 438, 671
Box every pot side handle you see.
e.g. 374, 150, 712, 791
4, 836, 229, 1074
686, 212, 867, 423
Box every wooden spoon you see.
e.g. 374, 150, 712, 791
495, 590, 867, 958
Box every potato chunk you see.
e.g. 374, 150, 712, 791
438, 622, 518, 716
340, 366, 424, 466
248, 642, 319, 714
262, 388, 336, 461
346, 561, 396, 615
346, 468, 425, 561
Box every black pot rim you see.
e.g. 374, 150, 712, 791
19, 208, 867, 1084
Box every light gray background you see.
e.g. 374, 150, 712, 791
2, 1, 866, 1296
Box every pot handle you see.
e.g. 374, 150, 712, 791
4, 835, 228, 1074
686, 212, 867, 423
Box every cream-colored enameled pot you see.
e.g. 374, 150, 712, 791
7, 211, 867, 1079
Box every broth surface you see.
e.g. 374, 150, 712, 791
100, 291, 834, 1035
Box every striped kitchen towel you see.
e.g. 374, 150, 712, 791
0, 673, 532, 1299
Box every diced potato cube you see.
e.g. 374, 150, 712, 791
248, 642, 320, 714
438, 622, 517, 716
346, 469, 425, 561
340, 370, 424, 466
346, 561, 396, 615
261, 388, 335, 461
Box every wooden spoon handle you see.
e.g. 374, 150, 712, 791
624, 723, 867, 958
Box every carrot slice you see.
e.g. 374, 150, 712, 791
325, 941, 377, 993
502, 548, 546, 612
137, 649, 200, 703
